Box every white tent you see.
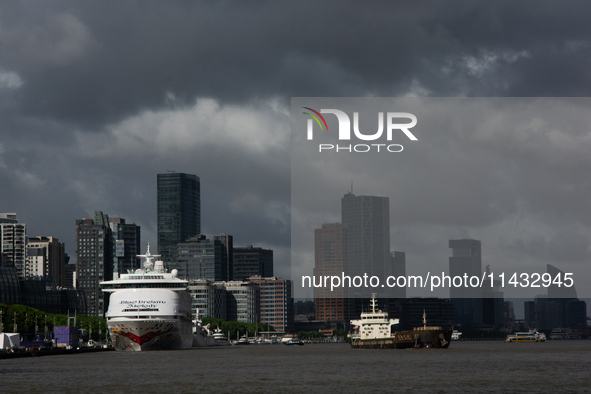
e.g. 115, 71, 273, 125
0, 333, 20, 349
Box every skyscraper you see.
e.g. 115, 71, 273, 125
314, 223, 347, 322
340, 192, 392, 320
246, 276, 294, 332
481, 265, 504, 328
233, 245, 273, 281
390, 251, 406, 299
157, 172, 200, 268
177, 235, 228, 281
0, 213, 27, 279
341, 193, 390, 280
109, 216, 141, 277
449, 239, 483, 327
75, 211, 113, 317
25, 236, 67, 286
213, 233, 234, 281
223, 281, 260, 323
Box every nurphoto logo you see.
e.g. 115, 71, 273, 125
303, 107, 418, 152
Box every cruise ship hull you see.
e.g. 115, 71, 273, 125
109, 318, 193, 351
105, 287, 194, 352
101, 245, 194, 352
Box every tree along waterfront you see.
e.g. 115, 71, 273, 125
0, 303, 107, 342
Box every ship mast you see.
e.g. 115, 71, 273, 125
136, 243, 160, 274
370, 293, 377, 313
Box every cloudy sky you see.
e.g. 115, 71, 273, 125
1, 1, 590, 300
290, 97, 591, 301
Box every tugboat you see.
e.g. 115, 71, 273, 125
349, 294, 452, 349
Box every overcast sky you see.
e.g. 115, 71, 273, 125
1, 1, 590, 300
291, 97, 591, 301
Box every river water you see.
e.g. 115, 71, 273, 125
2, 340, 590, 393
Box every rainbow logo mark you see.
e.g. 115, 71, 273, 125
302, 107, 329, 131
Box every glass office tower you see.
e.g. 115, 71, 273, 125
157, 173, 201, 269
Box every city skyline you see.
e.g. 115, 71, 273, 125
1, 2, 589, 302
291, 97, 591, 301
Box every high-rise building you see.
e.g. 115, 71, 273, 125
524, 301, 535, 329
390, 251, 407, 299
223, 281, 260, 323
341, 193, 391, 319
75, 211, 114, 317
177, 235, 228, 281
64, 261, 75, 288
505, 301, 516, 330
0, 213, 27, 279
247, 276, 294, 332
25, 236, 67, 287
547, 264, 578, 299
481, 265, 504, 328
187, 278, 227, 320
213, 234, 234, 281
109, 217, 141, 277
157, 172, 200, 269
532, 264, 585, 330
341, 193, 390, 282
233, 245, 273, 281
449, 239, 483, 327
314, 223, 347, 322
25, 246, 45, 279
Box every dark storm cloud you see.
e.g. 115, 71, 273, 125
1, 0, 589, 129
0, 1, 589, 291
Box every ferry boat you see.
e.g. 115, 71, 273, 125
505, 329, 546, 342
548, 328, 580, 340
100, 244, 193, 351
350, 295, 452, 349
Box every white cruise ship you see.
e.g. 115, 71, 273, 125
100, 244, 193, 351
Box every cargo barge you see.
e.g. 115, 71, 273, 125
350, 295, 452, 349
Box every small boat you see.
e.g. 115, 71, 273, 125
505, 329, 546, 342
212, 327, 231, 346
236, 337, 251, 345
285, 339, 304, 346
